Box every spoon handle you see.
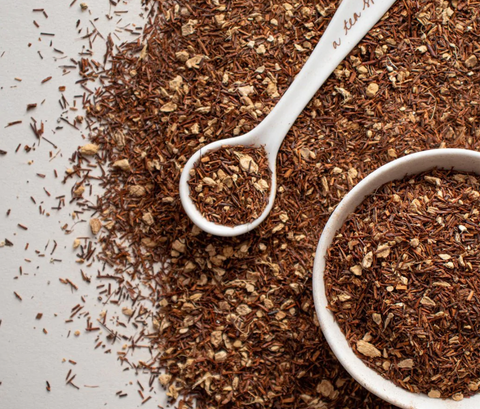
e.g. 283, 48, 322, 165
259, 0, 397, 154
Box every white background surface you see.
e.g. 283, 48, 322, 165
0, 1, 167, 408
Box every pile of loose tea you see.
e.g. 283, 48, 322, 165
187, 145, 271, 226
67, 0, 480, 407
325, 169, 480, 400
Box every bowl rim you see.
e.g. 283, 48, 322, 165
312, 148, 480, 409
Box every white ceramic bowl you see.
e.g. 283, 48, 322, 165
312, 148, 480, 409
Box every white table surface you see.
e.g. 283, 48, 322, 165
0, 1, 167, 408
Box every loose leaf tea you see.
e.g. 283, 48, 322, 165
325, 169, 480, 400
187, 145, 271, 226
67, 0, 480, 407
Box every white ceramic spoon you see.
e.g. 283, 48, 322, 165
180, 0, 397, 236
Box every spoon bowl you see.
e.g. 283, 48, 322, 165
180, 0, 398, 236
179, 129, 278, 236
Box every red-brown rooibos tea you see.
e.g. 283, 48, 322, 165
325, 169, 480, 401
187, 145, 271, 226
71, 0, 480, 406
